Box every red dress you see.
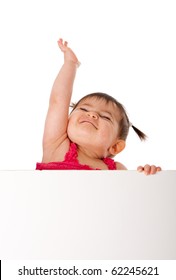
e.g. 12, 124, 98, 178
36, 142, 116, 170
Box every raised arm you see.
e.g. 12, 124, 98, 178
42, 39, 79, 161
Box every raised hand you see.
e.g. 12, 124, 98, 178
57, 38, 80, 66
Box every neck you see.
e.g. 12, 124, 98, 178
76, 145, 109, 170
77, 145, 100, 160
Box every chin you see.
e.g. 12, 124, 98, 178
68, 129, 91, 145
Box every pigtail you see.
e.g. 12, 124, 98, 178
131, 125, 147, 141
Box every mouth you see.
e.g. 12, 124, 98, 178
80, 120, 97, 129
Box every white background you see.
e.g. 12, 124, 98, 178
0, 0, 175, 170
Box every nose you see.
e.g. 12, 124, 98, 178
86, 111, 98, 119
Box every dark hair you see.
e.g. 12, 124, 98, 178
70, 92, 147, 141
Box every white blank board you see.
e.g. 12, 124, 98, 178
0, 170, 175, 259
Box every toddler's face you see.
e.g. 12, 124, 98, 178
67, 97, 121, 157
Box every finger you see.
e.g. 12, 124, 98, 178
157, 166, 162, 172
57, 39, 67, 52
150, 166, 162, 174
150, 165, 157, 174
57, 39, 63, 48
58, 38, 63, 44
137, 166, 144, 172
144, 164, 151, 175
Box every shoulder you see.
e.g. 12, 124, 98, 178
115, 161, 127, 170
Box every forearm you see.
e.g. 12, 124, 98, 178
50, 61, 78, 104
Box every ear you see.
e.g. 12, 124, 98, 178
108, 140, 126, 156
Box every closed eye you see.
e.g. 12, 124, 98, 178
101, 115, 111, 121
79, 107, 88, 112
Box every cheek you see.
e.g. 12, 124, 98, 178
101, 122, 113, 135
101, 123, 118, 141
67, 114, 80, 140
67, 120, 75, 142
68, 113, 77, 125
67, 116, 74, 132
67, 116, 75, 130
